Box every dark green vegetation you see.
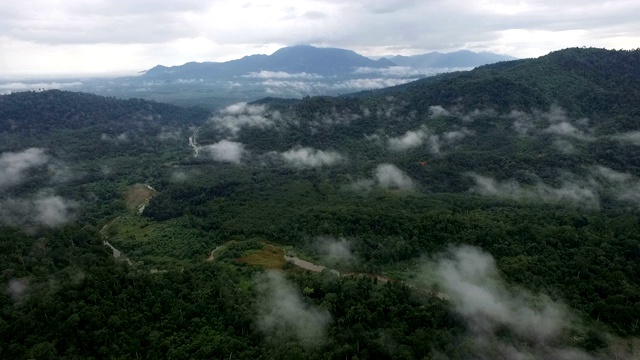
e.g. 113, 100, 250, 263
1, 48, 640, 359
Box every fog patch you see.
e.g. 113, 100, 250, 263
429, 105, 451, 117
468, 173, 599, 209
0, 192, 78, 228
243, 71, 322, 79
388, 127, 472, 152
157, 128, 182, 141
553, 139, 577, 155
418, 245, 596, 359
375, 164, 415, 190
590, 166, 640, 206
101, 132, 129, 142
612, 131, 640, 145
544, 122, 592, 141
0, 148, 49, 189
354, 66, 423, 77
0, 81, 83, 93
200, 140, 246, 164
7, 278, 29, 301
254, 271, 331, 347
281, 147, 344, 168
314, 236, 354, 267
509, 110, 535, 135
388, 126, 431, 151
209, 102, 279, 137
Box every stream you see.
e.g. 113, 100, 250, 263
189, 128, 199, 157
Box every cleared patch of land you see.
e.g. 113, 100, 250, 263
237, 243, 286, 269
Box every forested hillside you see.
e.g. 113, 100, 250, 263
1, 48, 640, 359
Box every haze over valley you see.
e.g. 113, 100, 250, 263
1, 1, 640, 359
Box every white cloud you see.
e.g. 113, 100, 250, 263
281, 147, 344, 168
388, 127, 430, 151
255, 271, 331, 347
375, 163, 415, 190
612, 131, 640, 145
469, 173, 599, 209
1, 1, 639, 77
388, 126, 472, 152
0, 193, 78, 228
353, 66, 422, 77
200, 139, 246, 164
419, 245, 595, 359
243, 71, 322, 79
209, 102, 277, 137
429, 105, 451, 117
0, 148, 48, 189
544, 122, 592, 141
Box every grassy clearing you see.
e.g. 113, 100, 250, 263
237, 243, 286, 269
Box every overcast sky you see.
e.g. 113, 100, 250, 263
1, 0, 638, 78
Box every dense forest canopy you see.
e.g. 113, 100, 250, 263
1, 47, 640, 359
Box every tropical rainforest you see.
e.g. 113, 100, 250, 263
1, 47, 640, 359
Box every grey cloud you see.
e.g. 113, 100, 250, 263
101, 133, 129, 142
591, 165, 633, 183
281, 147, 344, 168
353, 66, 423, 77
388, 126, 431, 151
375, 163, 415, 190
553, 139, 577, 155
0, 81, 82, 94
303, 11, 328, 20
244, 71, 323, 79
209, 102, 277, 137
200, 139, 246, 164
469, 173, 599, 209
429, 105, 451, 117
590, 166, 640, 206
0, 192, 78, 228
349, 164, 416, 191
0, 148, 48, 189
509, 110, 535, 135
612, 131, 640, 145
443, 128, 474, 142
420, 245, 596, 359
254, 271, 331, 347
544, 122, 592, 141
157, 128, 182, 141
388, 126, 472, 152
7, 278, 28, 301
314, 236, 354, 267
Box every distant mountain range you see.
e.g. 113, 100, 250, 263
0, 45, 517, 110
142, 45, 514, 80
143, 45, 396, 79
384, 50, 517, 69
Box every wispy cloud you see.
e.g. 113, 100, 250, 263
254, 271, 331, 347
209, 102, 278, 137
243, 71, 323, 79
612, 131, 640, 145
0, 148, 48, 189
281, 147, 344, 168
0, 192, 78, 228
353, 66, 423, 77
388, 126, 432, 151
314, 236, 354, 267
374, 163, 415, 190
388, 126, 472, 152
468, 173, 599, 209
418, 245, 595, 359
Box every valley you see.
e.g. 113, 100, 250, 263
1, 47, 639, 359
